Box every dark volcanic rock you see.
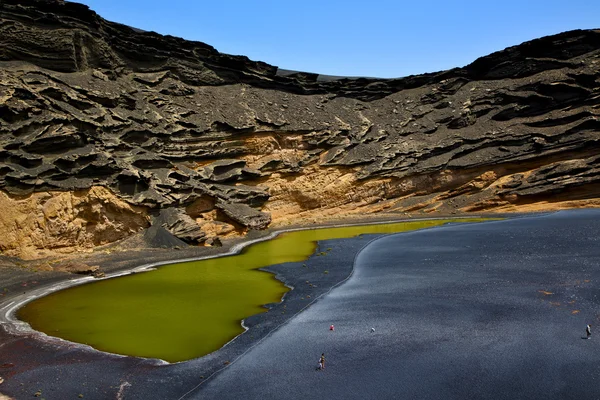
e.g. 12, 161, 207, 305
155, 208, 206, 244
1, 0, 600, 256
199, 159, 248, 182
216, 200, 271, 230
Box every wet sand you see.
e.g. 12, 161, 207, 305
2, 210, 599, 399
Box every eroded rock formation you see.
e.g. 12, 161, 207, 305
0, 186, 148, 259
1, 0, 600, 258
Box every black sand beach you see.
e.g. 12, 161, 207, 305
196, 209, 600, 400
2, 210, 600, 399
0, 215, 427, 399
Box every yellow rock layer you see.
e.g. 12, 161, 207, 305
0, 186, 149, 260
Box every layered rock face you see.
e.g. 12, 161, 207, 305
0, 187, 148, 259
1, 0, 600, 258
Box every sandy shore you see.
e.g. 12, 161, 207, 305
195, 209, 600, 400
0, 211, 536, 399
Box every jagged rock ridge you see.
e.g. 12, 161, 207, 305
1, 0, 600, 258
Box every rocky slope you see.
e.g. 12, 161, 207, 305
1, 0, 600, 259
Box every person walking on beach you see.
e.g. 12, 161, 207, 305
317, 353, 326, 370
586, 324, 592, 339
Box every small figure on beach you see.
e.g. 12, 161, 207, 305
586, 324, 592, 339
371, 327, 375, 333
330, 324, 335, 331
317, 353, 325, 370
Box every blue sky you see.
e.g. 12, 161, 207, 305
76, 0, 600, 78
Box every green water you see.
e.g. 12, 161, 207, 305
17, 218, 489, 362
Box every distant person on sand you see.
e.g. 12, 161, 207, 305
317, 353, 325, 370
586, 324, 592, 339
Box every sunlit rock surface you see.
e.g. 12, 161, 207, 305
1, 0, 600, 258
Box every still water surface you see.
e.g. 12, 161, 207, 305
18, 219, 488, 362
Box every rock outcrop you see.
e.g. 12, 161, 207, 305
0, 187, 148, 259
1, 0, 600, 258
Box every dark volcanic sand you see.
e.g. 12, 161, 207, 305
2, 210, 600, 399
0, 217, 404, 399
195, 210, 600, 400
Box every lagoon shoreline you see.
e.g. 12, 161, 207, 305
0, 211, 533, 399
0, 212, 511, 314
197, 209, 600, 400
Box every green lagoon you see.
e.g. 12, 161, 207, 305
17, 218, 490, 362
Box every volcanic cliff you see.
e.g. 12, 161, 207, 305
1, 0, 600, 259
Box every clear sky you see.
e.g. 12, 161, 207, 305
74, 0, 600, 78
